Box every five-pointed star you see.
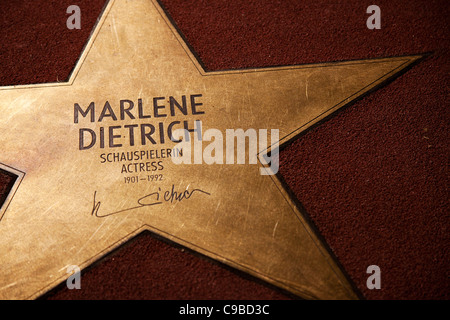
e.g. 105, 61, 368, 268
0, 0, 422, 300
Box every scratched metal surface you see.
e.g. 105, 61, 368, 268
0, 0, 421, 299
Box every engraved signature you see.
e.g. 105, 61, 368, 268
91, 184, 210, 218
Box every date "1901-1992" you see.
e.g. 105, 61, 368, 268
124, 174, 163, 183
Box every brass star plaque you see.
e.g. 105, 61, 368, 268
0, 0, 423, 300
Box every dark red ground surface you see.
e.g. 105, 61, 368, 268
0, 0, 448, 299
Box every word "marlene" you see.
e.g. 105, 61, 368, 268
73, 94, 205, 150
